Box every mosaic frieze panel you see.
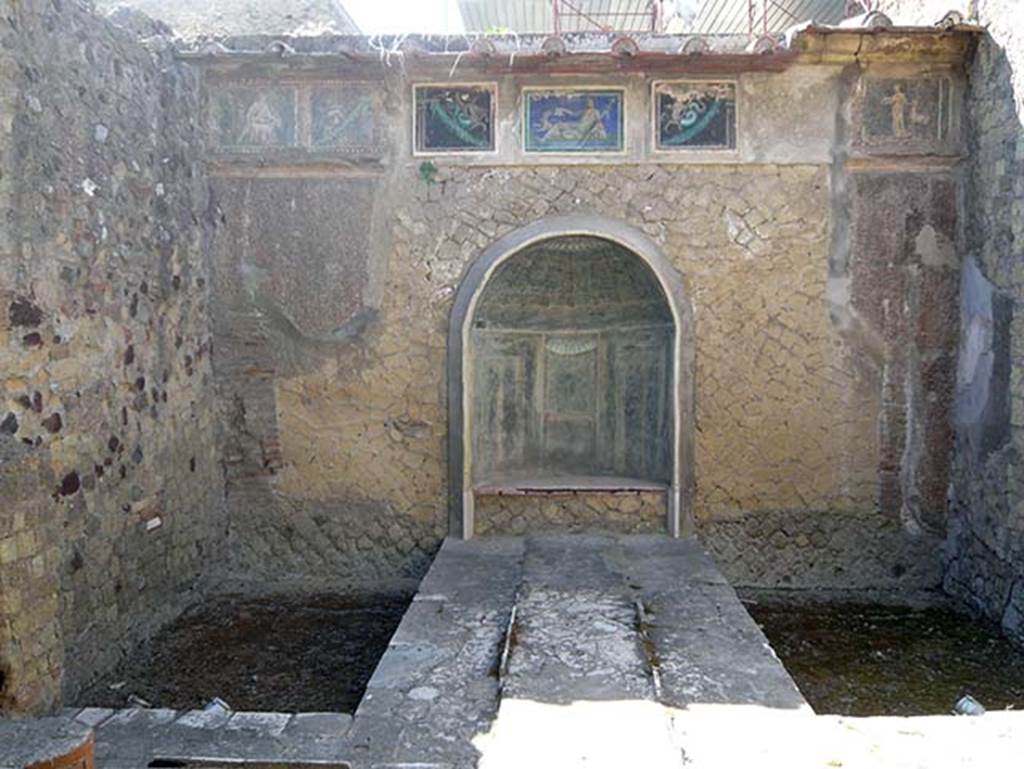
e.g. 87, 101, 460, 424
855, 77, 953, 150
211, 86, 297, 150
654, 81, 737, 150
203, 78, 773, 158
311, 85, 381, 153
209, 82, 385, 156
414, 84, 495, 154
523, 89, 625, 153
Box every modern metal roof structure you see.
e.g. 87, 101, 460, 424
457, 0, 852, 35
459, 0, 665, 33
689, 0, 849, 34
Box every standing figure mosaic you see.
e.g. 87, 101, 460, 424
860, 78, 949, 146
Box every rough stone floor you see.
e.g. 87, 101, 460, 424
15, 535, 1024, 768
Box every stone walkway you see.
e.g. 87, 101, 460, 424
11, 534, 1024, 768
347, 533, 807, 767
342, 536, 524, 767
348, 535, 1024, 769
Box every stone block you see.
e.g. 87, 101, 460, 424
224, 711, 292, 736
286, 711, 353, 736
72, 708, 114, 728
174, 709, 231, 730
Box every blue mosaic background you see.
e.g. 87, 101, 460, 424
525, 90, 624, 153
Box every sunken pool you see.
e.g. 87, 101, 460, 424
75, 591, 413, 713
746, 598, 1024, 717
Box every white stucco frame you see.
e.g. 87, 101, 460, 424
447, 214, 696, 539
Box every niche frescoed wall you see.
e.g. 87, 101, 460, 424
471, 236, 673, 485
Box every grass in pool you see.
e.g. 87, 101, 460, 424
76, 591, 412, 713
746, 601, 1024, 716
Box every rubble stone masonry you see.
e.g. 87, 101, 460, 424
0, 0, 224, 712
0, 1, 990, 715
208, 55, 963, 593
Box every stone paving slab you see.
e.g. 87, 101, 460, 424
472, 534, 808, 768
0, 717, 93, 769
342, 537, 524, 768
647, 584, 808, 708
59, 706, 352, 768
603, 536, 808, 710
346, 534, 807, 768
607, 534, 732, 587
502, 534, 655, 704
413, 536, 525, 599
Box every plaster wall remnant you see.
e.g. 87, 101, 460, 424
878, 0, 1024, 644
202, 26, 969, 591
0, 0, 224, 714
0, 5, 992, 715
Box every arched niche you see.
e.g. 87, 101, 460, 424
447, 215, 695, 539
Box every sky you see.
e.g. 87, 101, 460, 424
344, 0, 466, 34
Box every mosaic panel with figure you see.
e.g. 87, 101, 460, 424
211, 86, 296, 149
857, 77, 951, 149
414, 84, 495, 153
523, 89, 625, 153
654, 81, 737, 150
311, 85, 381, 152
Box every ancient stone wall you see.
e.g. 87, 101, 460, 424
0, 5, 986, 713
0, 0, 224, 712
204, 51, 964, 592
880, 0, 1024, 641
474, 492, 667, 537
949, 0, 1024, 644
94, 0, 361, 39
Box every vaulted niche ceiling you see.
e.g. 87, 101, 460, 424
472, 236, 674, 486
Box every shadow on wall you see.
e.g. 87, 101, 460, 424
945, 28, 1024, 645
